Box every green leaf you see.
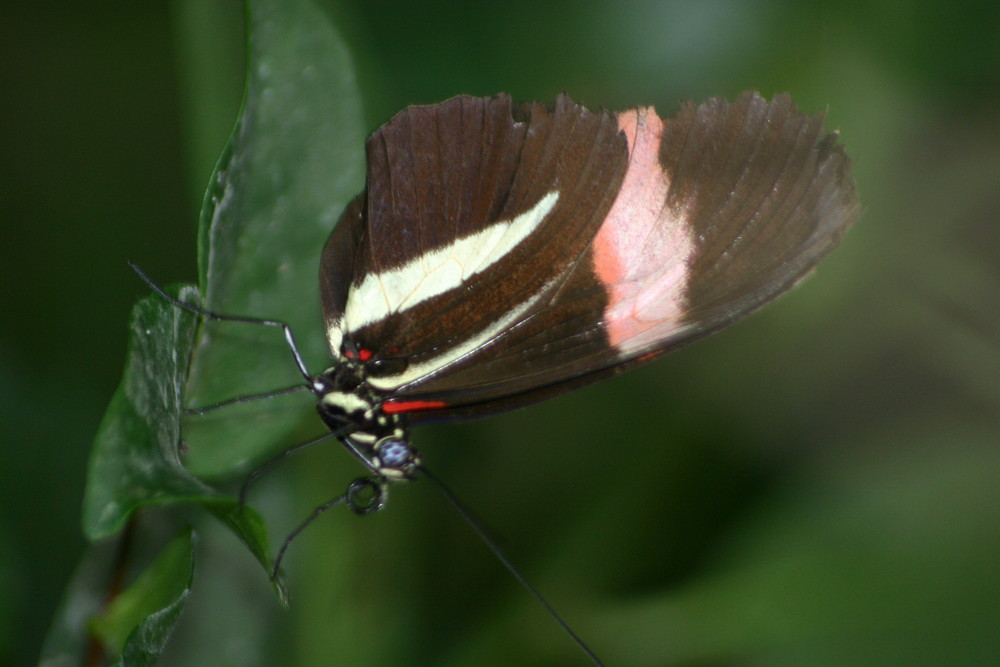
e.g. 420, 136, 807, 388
183, 0, 365, 477
90, 530, 196, 666
74, 0, 365, 659
84, 0, 362, 559
82, 288, 281, 592
83, 287, 210, 539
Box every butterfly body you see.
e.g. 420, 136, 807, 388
311, 358, 419, 479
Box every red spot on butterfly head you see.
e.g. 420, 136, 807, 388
358, 348, 373, 362
382, 399, 447, 414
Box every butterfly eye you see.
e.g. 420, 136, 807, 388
366, 357, 408, 377
373, 436, 420, 482
376, 437, 413, 469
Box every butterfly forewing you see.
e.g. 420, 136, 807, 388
321, 94, 629, 370
321, 92, 858, 421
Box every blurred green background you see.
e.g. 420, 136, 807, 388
5, 1, 1000, 665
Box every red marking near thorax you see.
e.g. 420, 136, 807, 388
382, 399, 448, 414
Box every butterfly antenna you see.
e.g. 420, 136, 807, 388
419, 466, 605, 667
127, 261, 314, 383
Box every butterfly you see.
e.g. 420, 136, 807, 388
309, 91, 858, 480
133, 90, 856, 666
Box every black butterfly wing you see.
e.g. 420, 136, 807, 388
321, 93, 629, 370
322, 92, 858, 422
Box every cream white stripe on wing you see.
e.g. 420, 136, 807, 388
338, 191, 560, 339
365, 279, 554, 392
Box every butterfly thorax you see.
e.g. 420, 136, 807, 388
313, 361, 419, 481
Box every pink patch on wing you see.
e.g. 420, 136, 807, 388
592, 108, 695, 354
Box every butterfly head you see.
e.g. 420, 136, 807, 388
313, 360, 421, 481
